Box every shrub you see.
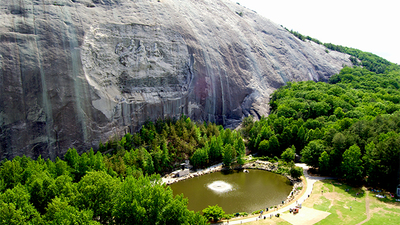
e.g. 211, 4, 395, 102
202, 205, 225, 222
290, 166, 303, 179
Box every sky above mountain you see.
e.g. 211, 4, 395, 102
232, 0, 400, 65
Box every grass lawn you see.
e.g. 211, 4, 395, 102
303, 180, 400, 225
365, 195, 400, 225
238, 179, 400, 225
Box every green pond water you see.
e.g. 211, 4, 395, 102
169, 169, 292, 214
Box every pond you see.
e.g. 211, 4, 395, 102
169, 169, 292, 214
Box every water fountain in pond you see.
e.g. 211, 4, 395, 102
207, 181, 233, 193
170, 170, 292, 213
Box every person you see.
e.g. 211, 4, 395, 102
350, 206, 352, 211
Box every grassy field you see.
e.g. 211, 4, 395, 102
247, 179, 400, 225
303, 180, 400, 225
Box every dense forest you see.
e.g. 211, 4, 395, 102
242, 66, 400, 189
0, 117, 251, 224
2, 29, 400, 223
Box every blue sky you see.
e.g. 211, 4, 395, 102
231, 0, 400, 65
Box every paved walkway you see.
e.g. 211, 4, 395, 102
221, 163, 335, 224
280, 206, 331, 225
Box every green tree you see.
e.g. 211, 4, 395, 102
222, 129, 234, 145
0, 202, 28, 225
289, 166, 303, 179
0, 160, 23, 189
139, 147, 155, 175
296, 126, 307, 150
0, 184, 41, 223
209, 136, 223, 162
53, 175, 77, 201
279, 127, 293, 150
161, 141, 170, 169
235, 137, 246, 165
258, 140, 269, 156
75, 171, 118, 223
112, 175, 205, 225
44, 197, 99, 225
300, 140, 326, 168
87, 149, 106, 172
318, 151, 331, 174
334, 107, 345, 119
362, 141, 379, 184
341, 145, 364, 182
277, 105, 296, 118
365, 134, 400, 188
202, 204, 225, 222
268, 134, 280, 156
281, 146, 296, 162
151, 147, 163, 173
29, 176, 57, 214
191, 148, 209, 169
64, 148, 80, 172
223, 144, 234, 167
48, 157, 70, 178
310, 101, 331, 118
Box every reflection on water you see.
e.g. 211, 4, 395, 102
169, 169, 292, 213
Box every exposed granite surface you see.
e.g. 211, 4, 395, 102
0, 0, 352, 159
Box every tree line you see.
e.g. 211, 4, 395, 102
286, 28, 400, 74
242, 66, 400, 189
0, 116, 250, 224
0, 153, 207, 224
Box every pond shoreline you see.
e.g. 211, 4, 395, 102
241, 161, 304, 205
162, 160, 304, 209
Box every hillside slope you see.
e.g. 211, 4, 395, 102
0, 0, 351, 159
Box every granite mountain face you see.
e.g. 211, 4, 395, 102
0, 0, 351, 159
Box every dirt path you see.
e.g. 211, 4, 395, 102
356, 191, 370, 225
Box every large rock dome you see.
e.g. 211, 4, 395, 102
0, 0, 351, 159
